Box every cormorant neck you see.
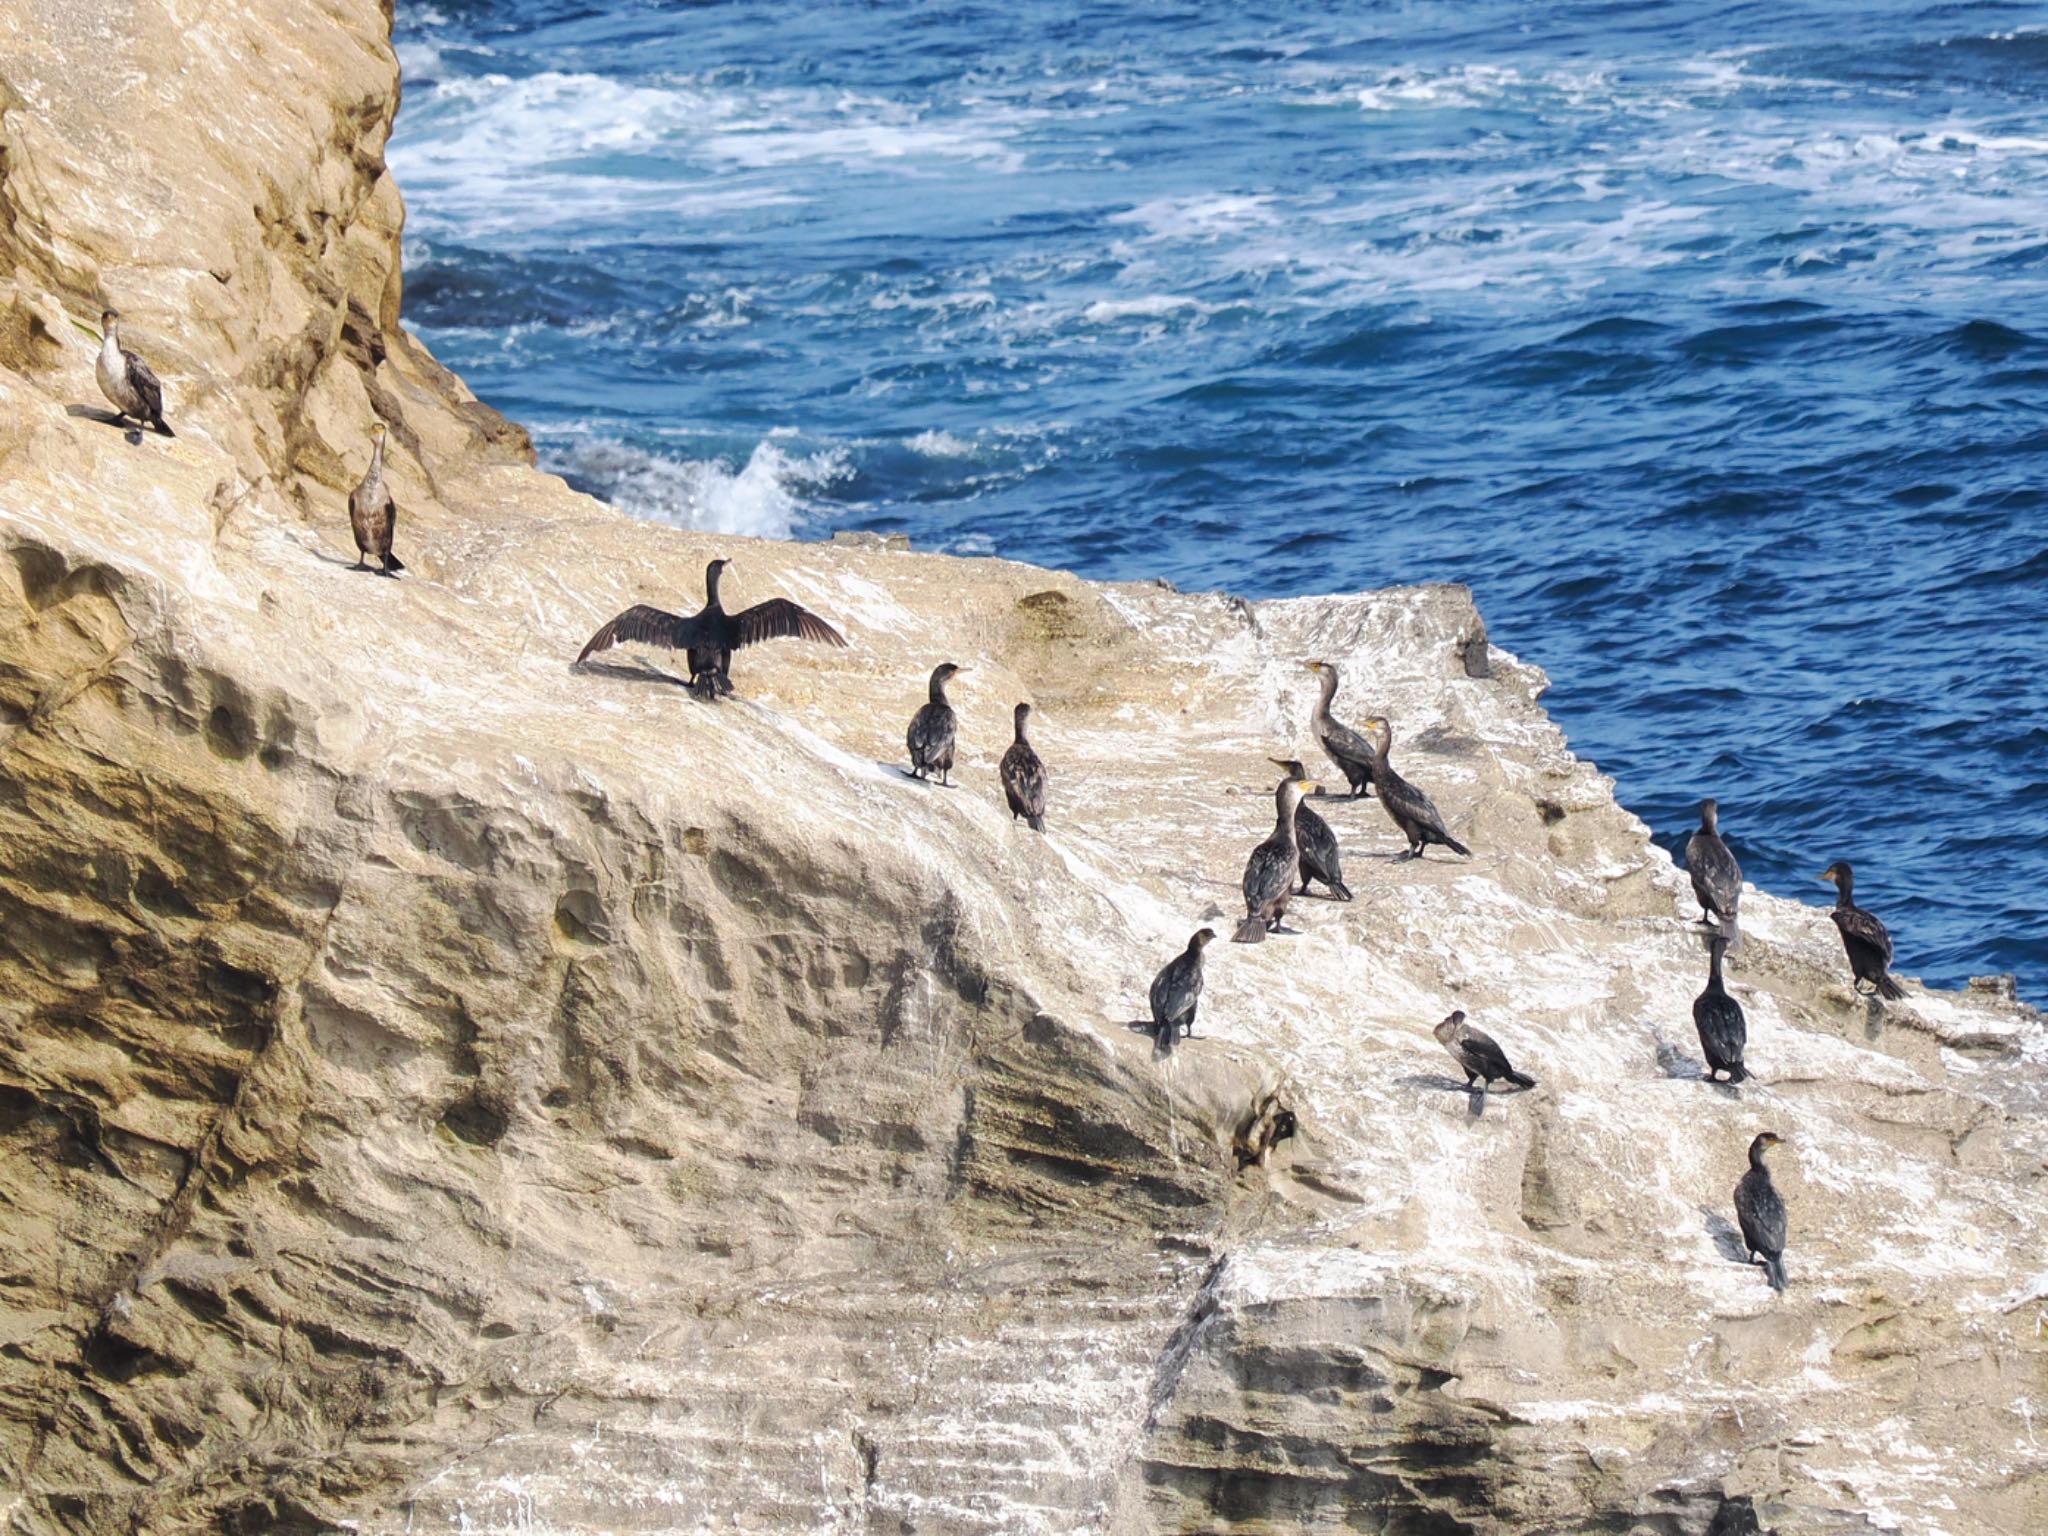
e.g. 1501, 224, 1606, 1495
1749, 1141, 1772, 1171
368, 437, 384, 477
704, 563, 725, 609
1013, 712, 1029, 744
929, 676, 950, 705
1316, 669, 1337, 713
1708, 944, 1725, 988
100, 326, 121, 361
1833, 875, 1854, 909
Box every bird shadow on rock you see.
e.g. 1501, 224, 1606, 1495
1649, 1027, 1706, 1082
576, 659, 699, 692
65, 403, 143, 444
884, 761, 959, 787
1393, 1072, 1490, 1119
1699, 1205, 1752, 1265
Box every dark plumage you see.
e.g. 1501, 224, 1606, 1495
1734, 1132, 1788, 1291
94, 309, 173, 436
1362, 716, 1471, 860
349, 422, 404, 576
1304, 660, 1377, 798
1270, 759, 1351, 900
999, 702, 1047, 830
1818, 861, 1905, 1001
1686, 798, 1742, 943
1693, 935, 1749, 1084
1149, 928, 1215, 1048
1234, 777, 1313, 943
1433, 1010, 1535, 1091
576, 558, 847, 697
906, 663, 962, 785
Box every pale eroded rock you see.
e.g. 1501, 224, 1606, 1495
1, 5, 2044, 1535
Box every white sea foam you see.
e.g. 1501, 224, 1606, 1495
907, 430, 976, 459
1081, 294, 1209, 323
548, 434, 851, 540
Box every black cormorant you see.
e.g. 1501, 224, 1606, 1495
95, 309, 173, 436
1818, 861, 1905, 1000
349, 423, 404, 576
1694, 934, 1748, 1084
906, 663, 963, 785
1304, 660, 1378, 798
576, 558, 847, 697
1234, 776, 1314, 943
1734, 1131, 1788, 1291
999, 702, 1047, 830
1270, 758, 1352, 900
1149, 928, 1215, 1047
1686, 799, 1742, 942
1362, 716, 1472, 859
1433, 1011, 1535, 1091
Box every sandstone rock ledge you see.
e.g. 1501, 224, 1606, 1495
3, 5, 2045, 1535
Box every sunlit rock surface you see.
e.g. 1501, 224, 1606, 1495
2, 4, 2044, 1534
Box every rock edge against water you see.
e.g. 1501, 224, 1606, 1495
3, 4, 2045, 1533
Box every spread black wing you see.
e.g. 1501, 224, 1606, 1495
577, 604, 712, 664
731, 598, 847, 651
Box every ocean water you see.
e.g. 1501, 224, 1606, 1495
388, 1, 2047, 998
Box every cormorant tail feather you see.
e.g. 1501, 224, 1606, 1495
384, 553, 405, 573
1506, 1068, 1536, 1089
1026, 813, 1045, 832
1441, 833, 1473, 857
1765, 1254, 1786, 1292
152, 418, 175, 438
1876, 972, 1906, 1001
1231, 918, 1268, 945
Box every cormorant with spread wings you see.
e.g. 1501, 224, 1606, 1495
576, 557, 846, 697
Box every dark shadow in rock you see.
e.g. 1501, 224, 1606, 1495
1864, 994, 1885, 1041
1700, 1205, 1751, 1265
1650, 1027, 1705, 1080
575, 659, 698, 691
67, 403, 143, 444
1394, 1071, 1489, 1118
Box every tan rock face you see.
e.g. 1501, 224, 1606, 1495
3, 5, 2046, 1535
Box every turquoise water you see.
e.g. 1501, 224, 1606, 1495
389, 1, 2048, 995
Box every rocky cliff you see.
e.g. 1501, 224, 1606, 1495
2, 5, 2044, 1534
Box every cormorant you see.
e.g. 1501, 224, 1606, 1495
1361, 716, 1472, 859
95, 309, 173, 436
1149, 928, 1214, 1047
906, 663, 962, 785
577, 558, 847, 698
1818, 861, 1905, 1001
1733, 1132, 1787, 1291
1694, 933, 1748, 1084
1304, 660, 1378, 798
1234, 776, 1315, 943
348, 422, 404, 576
999, 702, 1047, 830
1433, 1011, 1535, 1091
1270, 758, 1352, 900
1686, 799, 1742, 943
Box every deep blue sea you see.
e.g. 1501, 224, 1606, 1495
388, 1, 2047, 998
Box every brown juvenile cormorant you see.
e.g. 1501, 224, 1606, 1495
1270, 758, 1352, 900
999, 702, 1047, 830
349, 423, 404, 576
1733, 1131, 1788, 1291
1234, 776, 1315, 943
95, 309, 173, 436
1149, 928, 1215, 1047
1361, 716, 1472, 859
577, 557, 847, 698
1818, 861, 1905, 1000
1303, 660, 1381, 797
1433, 1010, 1535, 1091
1686, 798, 1742, 942
906, 663, 962, 785
1693, 934, 1748, 1084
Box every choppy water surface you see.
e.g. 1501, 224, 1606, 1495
390, 1, 2047, 995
